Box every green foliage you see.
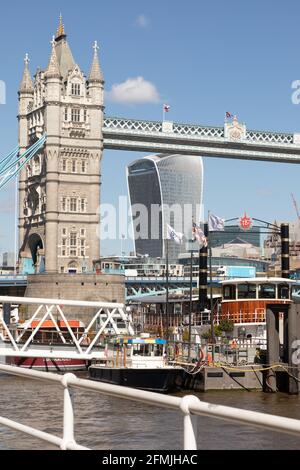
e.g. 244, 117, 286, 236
201, 320, 234, 340
201, 325, 221, 339
219, 319, 234, 332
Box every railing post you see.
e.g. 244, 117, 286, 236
61, 374, 77, 450
179, 395, 199, 450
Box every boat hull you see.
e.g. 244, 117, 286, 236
6, 356, 87, 371
89, 366, 184, 393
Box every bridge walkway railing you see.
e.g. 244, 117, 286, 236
1, 364, 300, 450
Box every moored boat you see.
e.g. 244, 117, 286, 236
4, 319, 88, 371
220, 277, 294, 347
89, 336, 185, 393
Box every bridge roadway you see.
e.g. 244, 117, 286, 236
0, 275, 221, 300
103, 117, 300, 163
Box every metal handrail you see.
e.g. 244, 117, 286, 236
1, 363, 300, 450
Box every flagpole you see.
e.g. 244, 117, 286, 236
165, 237, 169, 340
208, 211, 215, 361
188, 240, 193, 361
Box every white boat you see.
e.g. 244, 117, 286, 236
89, 334, 185, 393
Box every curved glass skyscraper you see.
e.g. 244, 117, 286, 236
127, 154, 203, 261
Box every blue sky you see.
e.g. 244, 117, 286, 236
1, 0, 300, 256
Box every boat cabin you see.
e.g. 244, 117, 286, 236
220, 278, 294, 346
221, 277, 293, 324
112, 336, 167, 368
14, 319, 86, 345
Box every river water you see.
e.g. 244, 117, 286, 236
0, 373, 300, 450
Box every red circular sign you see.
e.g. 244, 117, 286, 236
239, 213, 252, 231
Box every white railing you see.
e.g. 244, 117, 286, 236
103, 118, 296, 146
1, 364, 300, 450
0, 296, 134, 360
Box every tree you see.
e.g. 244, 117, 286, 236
201, 320, 234, 340
219, 319, 234, 333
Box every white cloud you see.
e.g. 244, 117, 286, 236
106, 77, 160, 105
136, 14, 148, 28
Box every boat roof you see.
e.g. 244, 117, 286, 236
115, 337, 166, 345
21, 320, 85, 329
221, 277, 295, 285
130, 293, 221, 304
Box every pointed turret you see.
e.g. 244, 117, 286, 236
55, 13, 67, 41
45, 37, 61, 79
19, 54, 34, 94
89, 41, 104, 84
53, 15, 75, 81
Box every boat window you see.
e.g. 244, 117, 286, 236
278, 284, 290, 300
258, 284, 276, 299
155, 344, 163, 356
132, 344, 152, 356
237, 283, 257, 299
223, 285, 236, 300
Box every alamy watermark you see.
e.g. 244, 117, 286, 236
0, 80, 6, 105
97, 195, 204, 241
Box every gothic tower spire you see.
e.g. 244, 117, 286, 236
55, 13, 66, 41
19, 53, 34, 93
89, 41, 104, 83
45, 36, 61, 79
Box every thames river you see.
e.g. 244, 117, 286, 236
1, 373, 300, 450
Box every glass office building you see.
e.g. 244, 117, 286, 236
210, 226, 261, 248
127, 154, 203, 261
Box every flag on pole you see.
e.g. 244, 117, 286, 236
225, 111, 233, 119
167, 224, 183, 244
208, 213, 225, 232
192, 221, 208, 247
164, 104, 170, 113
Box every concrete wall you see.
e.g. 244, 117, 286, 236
183, 366, 262, 391
25, 273, 125, 320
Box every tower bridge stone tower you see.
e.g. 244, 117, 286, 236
18, 17, 104, 274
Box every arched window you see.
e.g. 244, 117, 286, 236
68, 261, 78, 274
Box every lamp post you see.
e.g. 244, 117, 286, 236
187, 238, 196, 361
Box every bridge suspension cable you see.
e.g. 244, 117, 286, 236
0, 135, 46, 191
0, 145, 19, 173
